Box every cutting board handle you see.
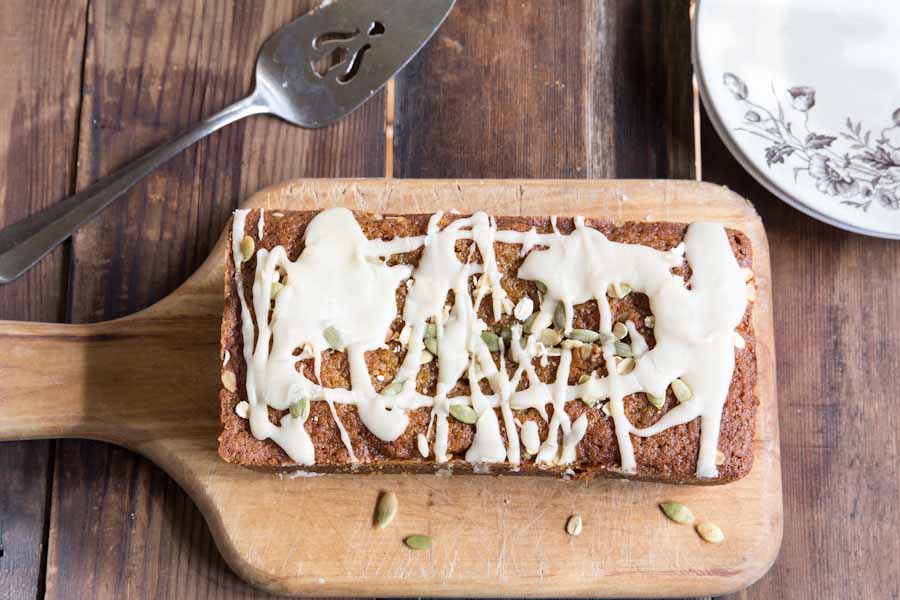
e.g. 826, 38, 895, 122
0, 294, 223, 451
0, 320, 108, 441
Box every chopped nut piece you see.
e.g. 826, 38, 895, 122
239, 236, 255, 262
221, 370, 237, 392
647, 393, 665, 409
616, 356, 635, 374
565, 514, 583, 536
513, 297, 534, 321
670, 378, 692, 403
716, 449, 726, 466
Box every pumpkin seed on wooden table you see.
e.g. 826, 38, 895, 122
404, 534, 432, 550
659, 501, 694, 525
696, 521, 725, 544
373, 491, 398, 529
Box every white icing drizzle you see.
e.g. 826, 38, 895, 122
230, 208, 748, 478
521, 420, 541, 455
257, 208, 265, 239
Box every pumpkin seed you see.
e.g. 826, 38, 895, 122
616, 356, 635, 374
270, 281, 284, 299
324, 326, 344, 351
644, 315, 655, 328
288, 397, 310, 421
560, 339, 583, 350
221, 370, 237, 393
579, 344, 594, 360
696, 521, 725, 544
481, 331, 501, 352
500, 327, 512, 344
716, 449, 726, 466
606, 283, 632, 299
374, 491, 398, 529
538, 328, 562, 347
424, 337, 439, 356
660, 501, 694, 525
520, 334, 530, 349
647, 393, 665, 409
553, 302, 566, 330
239, 236, 255, 262
534, 280, 548, 294
670, 378, 692, 403
523, 313, 538, 333
614, 340, 633, 357
578, 374, 591, 385
382, 381, 404, 396
420, 350, 434, 364
513, 297, 534, 321
568, 329, 601, 343
424, 323, 437, 338
449, 404, 478, 424
404, 534, 432, 550
565, 514, 583, 536
612, 322, 628, 340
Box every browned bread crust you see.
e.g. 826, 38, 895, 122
219, 210, 757, 484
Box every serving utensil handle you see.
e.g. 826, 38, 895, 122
0, 93, 268, 284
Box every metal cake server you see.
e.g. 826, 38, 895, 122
0, 0, 455, 284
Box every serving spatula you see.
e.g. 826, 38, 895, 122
0, 0, 455, 284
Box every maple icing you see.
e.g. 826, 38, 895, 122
229, 208, 749, 478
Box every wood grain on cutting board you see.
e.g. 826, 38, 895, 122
0, 179, 780, 597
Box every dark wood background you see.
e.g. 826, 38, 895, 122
0, 1, 896, 598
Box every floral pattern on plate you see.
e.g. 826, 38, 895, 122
723, 73, 900, 212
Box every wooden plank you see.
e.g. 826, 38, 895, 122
0, 179, 778, 597
47, 0, 384, 598
700, 107, 900, 599
394, 0, 694, 180
0, 1, 88, 598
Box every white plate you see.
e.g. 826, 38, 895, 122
694, 0, 900, 239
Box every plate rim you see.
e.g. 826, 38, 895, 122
692, 0, 900, 240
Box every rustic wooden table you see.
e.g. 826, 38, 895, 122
0, 1, 896, 599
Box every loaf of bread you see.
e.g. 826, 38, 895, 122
219, 208, 757, 484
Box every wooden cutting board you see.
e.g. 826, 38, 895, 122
0, 179, 780, 597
